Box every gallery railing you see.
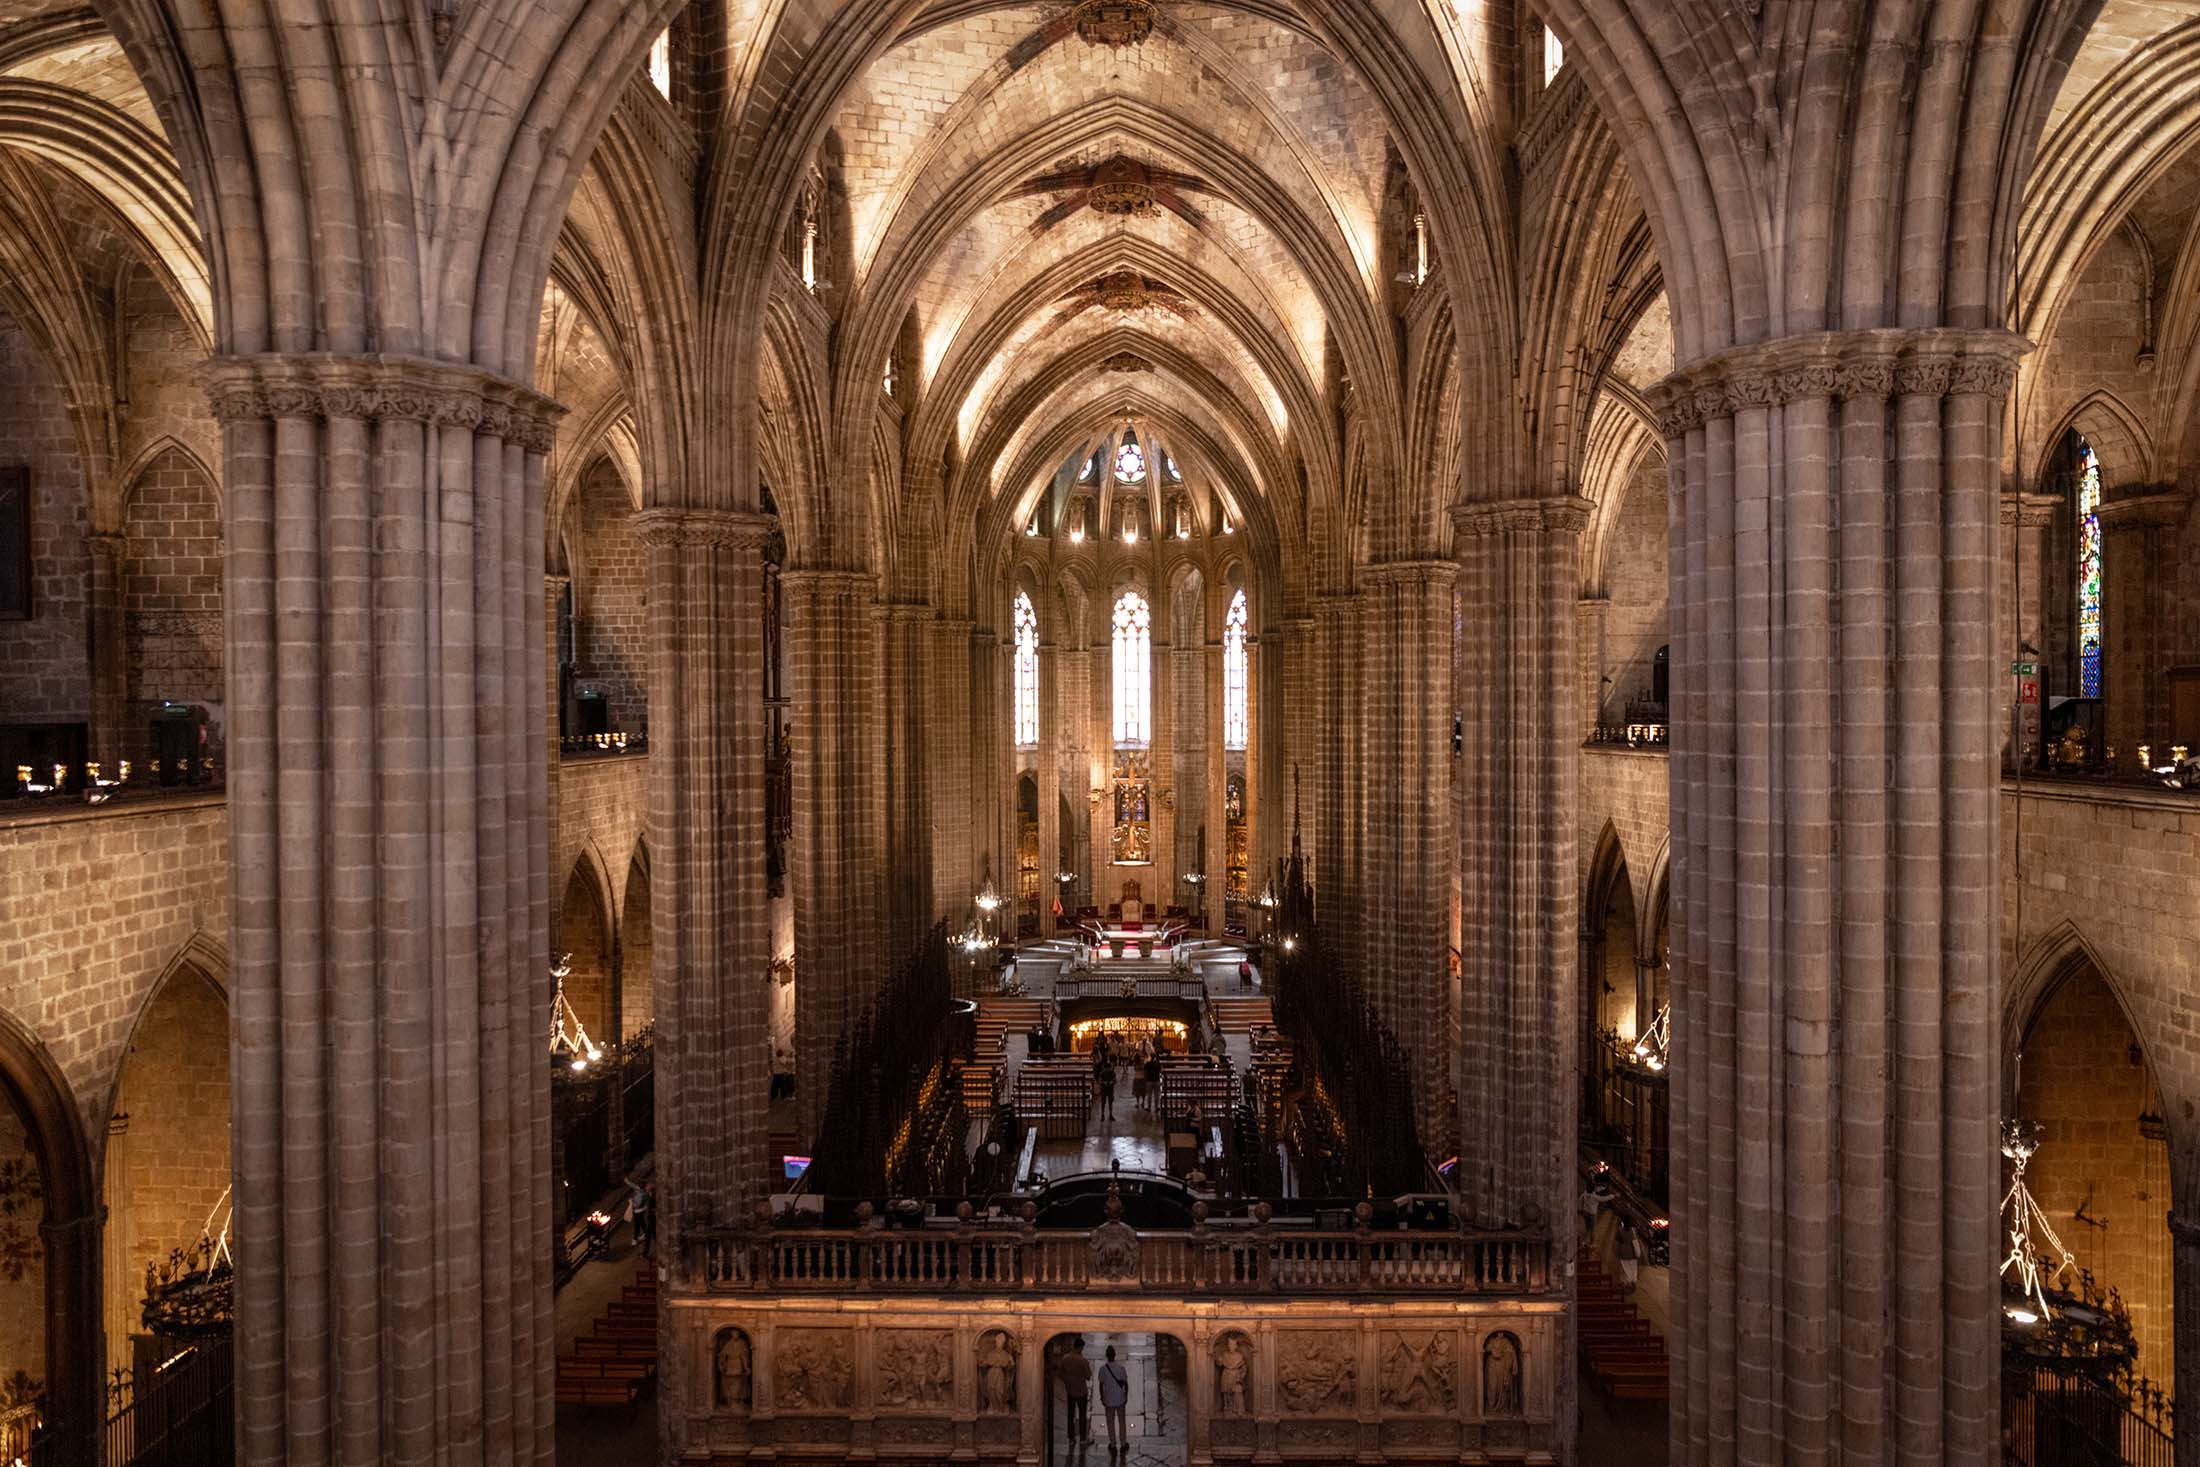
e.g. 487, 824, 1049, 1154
687, 1222, 1549, 1298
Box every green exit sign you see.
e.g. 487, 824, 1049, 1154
2011, 661, 2036, 675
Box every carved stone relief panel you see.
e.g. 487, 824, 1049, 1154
774, 1327, 855, 1411
1275, 1329, 1357, 1415
876, 1327, 955, 1410
1377, 1328, 1457, 1415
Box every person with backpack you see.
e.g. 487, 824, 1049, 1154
1097, 1344, 1131, 1454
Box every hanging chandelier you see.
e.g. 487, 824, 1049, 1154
549, 953, 603, 1072
2000, 1119, 2075, 1325
140, 1188, 234, 1338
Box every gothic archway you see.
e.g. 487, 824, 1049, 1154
0, 1008, 98, 1462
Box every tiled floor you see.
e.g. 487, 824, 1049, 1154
1036, 1089, 1172, 1178
1043, 1332, 1187, 1467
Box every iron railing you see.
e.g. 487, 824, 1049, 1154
2003, 1364, 2172, 1467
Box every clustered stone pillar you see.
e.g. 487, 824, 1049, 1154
1452, 497, 1588, 1241
1356, 560, 1457, 1149
1645, 329, 2018, 1462
634, 509, 774, 1240
786, 571, 882, 1139
1311, 595, 1361, 952
206, 354, 561, 1466
84, 530, 127, 767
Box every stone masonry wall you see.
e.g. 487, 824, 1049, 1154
121, 447, 224, 766
575, 463, 649, 737
0, 796, 228, 1144
0, 318, 92, 726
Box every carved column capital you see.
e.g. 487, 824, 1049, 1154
1449, 495, 1594, 540
201, 351, 565, 450
1644, 327, 2029, 440
781, 568, 880, 596
2001, 492, 2061, 530
630, 507, 776, 550
1359, 558, 1460, 588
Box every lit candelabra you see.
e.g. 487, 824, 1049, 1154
548, 953, 603, 1072
1630, 1004, 1670, 1072
2000, 1119, 2075, 1325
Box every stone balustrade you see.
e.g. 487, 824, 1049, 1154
689, 1222, 1549, 1298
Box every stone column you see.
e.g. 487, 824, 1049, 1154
877, 603, 934, 953
1575, 595, 1608, 739
1311, 595, 1360, 952
633, 507, 775, 1247
1644, 330, 2019, 1464
786, 570, 881, 1139
1451, 495, 1589, 1455
1452, 497, 1588, 1209
1997, 494, 2056, 766
1357, 561, 1457, 1149
1204, 623, 1227, 934
1279, 612, 1316, 893
1039, 629, 1062, 935
206, 355, 561, 1467
85, 530, 127, 767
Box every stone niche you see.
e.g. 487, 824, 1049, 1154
667, 1296, 1562, 1463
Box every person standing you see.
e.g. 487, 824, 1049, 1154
1057, 1336, 1093, 1445
1097, 1053, 1117, 1121
1097, 1344, 1130, 1455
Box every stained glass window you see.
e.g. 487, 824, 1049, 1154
1112, 590, 1151, 745
1115, 439, 1147, 483
2077, 437, 2102, 698
1013, 591, 1039, 747
1223, 589, 1249, 750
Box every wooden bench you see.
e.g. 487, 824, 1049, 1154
1014, 1061, 1092, 1140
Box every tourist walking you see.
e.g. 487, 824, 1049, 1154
1097, 1054, 1117, 1120
1098, 1344, 1130, 1454
1056, 1336, 1093, 1444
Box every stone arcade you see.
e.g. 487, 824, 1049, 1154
2, 2, 2200, 1466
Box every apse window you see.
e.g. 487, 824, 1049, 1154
1013, 591, 1040, 749
648, 28, 672, 98
1115, 438, 1147, 484
1223, 589, 1249, 750
2076, 434, 2103, 698
1112, 589, 1152, 746
1542, 23, 1565, 87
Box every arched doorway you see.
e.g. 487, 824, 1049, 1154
101, 951, 231, 1379
2010, 954, 2174, 1396
556, 857, 614, 1043
0, 1011, 98, 1464
1042, 1331, 1188, 1466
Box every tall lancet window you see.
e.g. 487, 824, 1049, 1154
1223, 589, 1249, 750
2076, 436, 2103, 699
1013, 591, 1040, 748
1112, 590, 1152, 746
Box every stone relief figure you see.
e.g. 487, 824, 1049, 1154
878, 1329, 954, 1409
1380, 1331, 1456, 1414
977, 1330, 1018, 1413
1482, 1331, 1522, 1417
776, 1329, 854, 1410
1276, 1332, 1356, 1414
1089, 1218, 1141, 1280
1212, 1332, 1252, 1416
713, 1327, 752, 1411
